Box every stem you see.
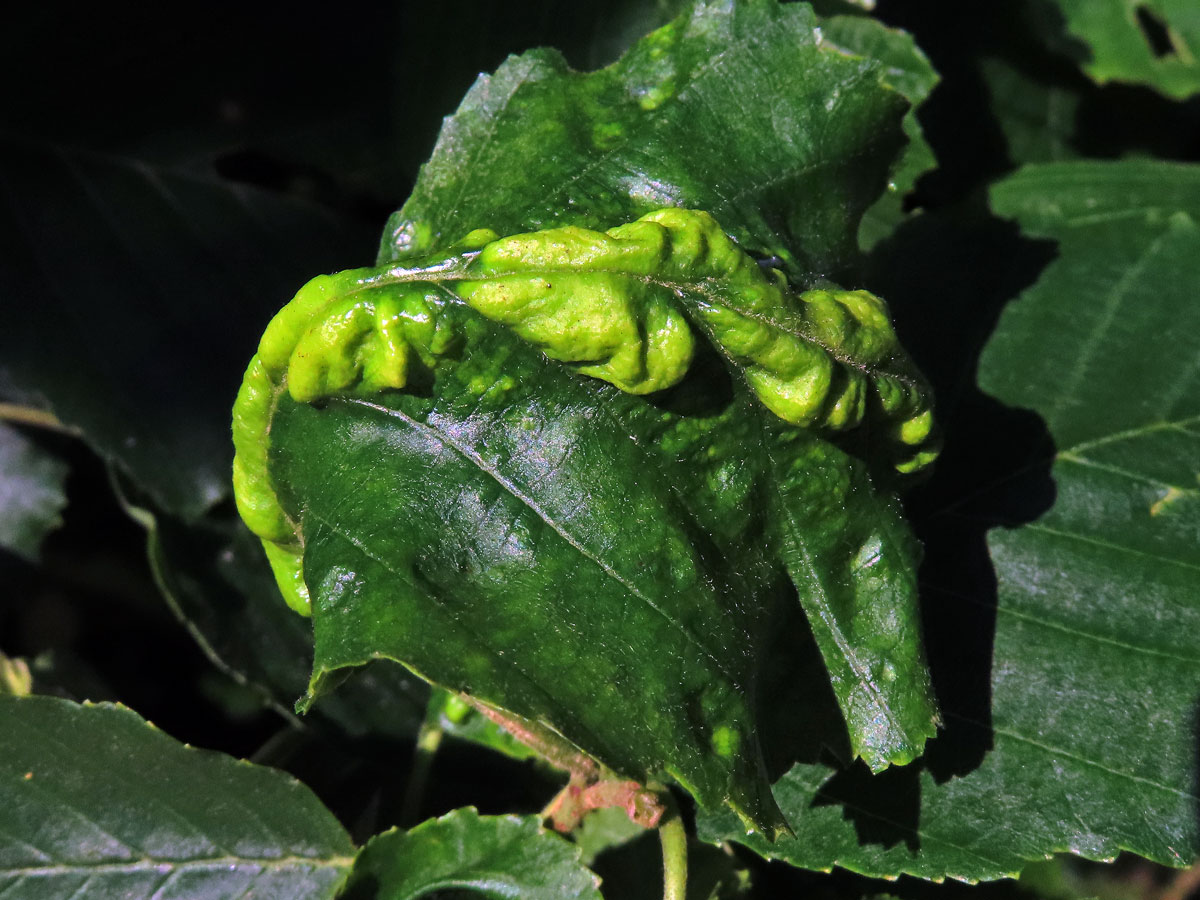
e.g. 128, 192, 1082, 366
249, 724, 306, 767
400, 704, 445, 826
0, 402, 78, 435
658, 799, 688, 900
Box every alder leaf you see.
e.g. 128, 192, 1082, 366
343, 809, 601, 900
697, 159, 1200, 879
1029, 0, 1200, 99
238, 207, 939, 835
0, 695, 354, 899
233, 0, 941, 836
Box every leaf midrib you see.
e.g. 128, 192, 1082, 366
333, 264, 918, 390
752, 413, 912, 752
0, 854, 355, 877
344, 397, 737, 685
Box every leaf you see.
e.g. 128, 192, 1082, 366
0, 422, 68, 561
817, 13, 941, 248
243, 208, 938, 836
697, 160, 1200, 879
0, 694, 354, 899
342, 808, 601, 900
0, 136, 375, 519
379, 0, 910, 283
234, 1, 943, 832
1029, 0, 1200, 99
980, 58, 1082, 165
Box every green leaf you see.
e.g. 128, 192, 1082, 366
0, 422, 68, 561
233, 1, 942, 834
697, 160, 1200, 879
240, 202, 940, 835
1030, 0, 1200, 99
817, 13, 940, 248
0, 694, 354, 899
0, 136, 374, 519
380, 0, 909, 282
343, 808, 600, 900
980, 58, 1081, 165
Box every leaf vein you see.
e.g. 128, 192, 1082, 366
345, 397, 736, 682
1021, 521, 1200, 575
991, 726, 1199, 802
995, 604, 1200, 664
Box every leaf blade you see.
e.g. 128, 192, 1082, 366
381, 0, 909, 281
697, 159, 1200, 879
0, 695, 354, 900
344, 808, 601, 900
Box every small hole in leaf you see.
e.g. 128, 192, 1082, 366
1136, 5, 1175, 58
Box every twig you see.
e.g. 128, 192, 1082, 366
0, 402, 79, 435
658, 793, 688, 900
400, 701, 446, 826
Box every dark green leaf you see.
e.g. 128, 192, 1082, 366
981, 58, 1082, 165
0, 695, 354, 899
817, 14, 940, 248
1029, 0, 1200, 99
0, 136, 374, 519
697, 160, 1200, 879
343, 808, 600, 900
380, 0, 909, 282
0, 422, 68, 561
235, 1, 940, 833
251, 209, 938, 834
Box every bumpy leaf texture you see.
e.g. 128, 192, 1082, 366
698, 159, 1200, 880
232, 0, 940, 835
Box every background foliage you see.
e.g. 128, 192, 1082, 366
2, 1, 1199, 898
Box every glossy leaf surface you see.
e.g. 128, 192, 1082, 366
698, 160, 1200, 879
246, 0, 940, 835
260, 243, 937, 834
343, 808, 601, 900
0, 695, 354, 899
380, 0, 909, 283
